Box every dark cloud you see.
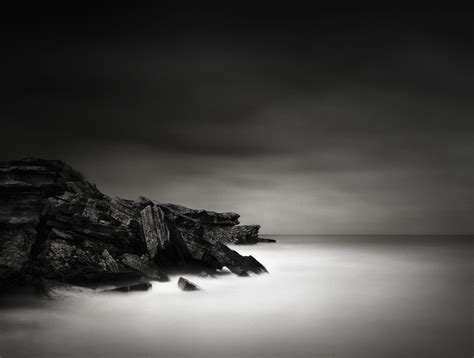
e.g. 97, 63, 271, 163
1, 8, 473, 233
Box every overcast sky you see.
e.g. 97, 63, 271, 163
1, 7, 473, 234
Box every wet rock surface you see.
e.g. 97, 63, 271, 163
204, 225, 261, 244
0, 158, 269, 294
121, 253, 169, 281
178, 277, 201, 291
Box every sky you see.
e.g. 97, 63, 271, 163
1, 7, 473, 234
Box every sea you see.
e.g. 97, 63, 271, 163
0, 235, 472, 358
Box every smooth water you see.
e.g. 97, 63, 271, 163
0, 235, 472, 358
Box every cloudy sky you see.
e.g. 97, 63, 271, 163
1, 7, 473, 234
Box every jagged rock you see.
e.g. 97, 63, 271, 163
204, 225, 261, 244
258, 237, 277, 243
140, 204, 170, 259
32, 238, 109, 280
0, 158, 103, 199
0, 158, 268, 293
0, 158, 101, 283
211, 242, 268, 276
43, 210, 138, 252
178, 277, 201, 291
157, 205, 268, 275
159, 203, 240, 226
0, 228, 37, 274
102, 249, 120, 272
121, 253, 169, 281
82, 198, 100, 222
109, 197, 140, 226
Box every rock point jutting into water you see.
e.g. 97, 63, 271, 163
0, 158, 272, 295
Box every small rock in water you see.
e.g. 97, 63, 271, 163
178, 277, 201, 291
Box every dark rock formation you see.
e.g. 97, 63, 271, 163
102, 249, 120, 272
160, 204, 240, 226
140, 204, 170, 259
210, 242, 268, 276
121, 253, 169, 282
204, 225, 261, 244
0, 158, 268, 294
178, 277, 201, 291
0, 159, 106, 288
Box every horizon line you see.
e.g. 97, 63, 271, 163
259, 233, 474, 236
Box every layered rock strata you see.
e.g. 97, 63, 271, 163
0, 158, 270, 293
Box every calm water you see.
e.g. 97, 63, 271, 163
0, 235, 472, 358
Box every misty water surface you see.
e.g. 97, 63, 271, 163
0, 235, 472, 358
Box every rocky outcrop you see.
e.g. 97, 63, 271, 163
210, 242, 268, 276
0, 159, 105, 287
102, 249, 120, 272
204, 225, 261, 244
159, 204, 240, 226
0, 158, 269, 293
140, 204, 170, 259
178, 277, 201, 291
121, 253, 168, 281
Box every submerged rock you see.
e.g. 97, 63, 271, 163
178, 277, 201, 291
258, 237, 277, 243
198, 271, 216, 278
42, 277, 152, 298
41, 278, 96, 299
69, 271, 145, 289
108, 281, 152, 292
0, 158, 268, 293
